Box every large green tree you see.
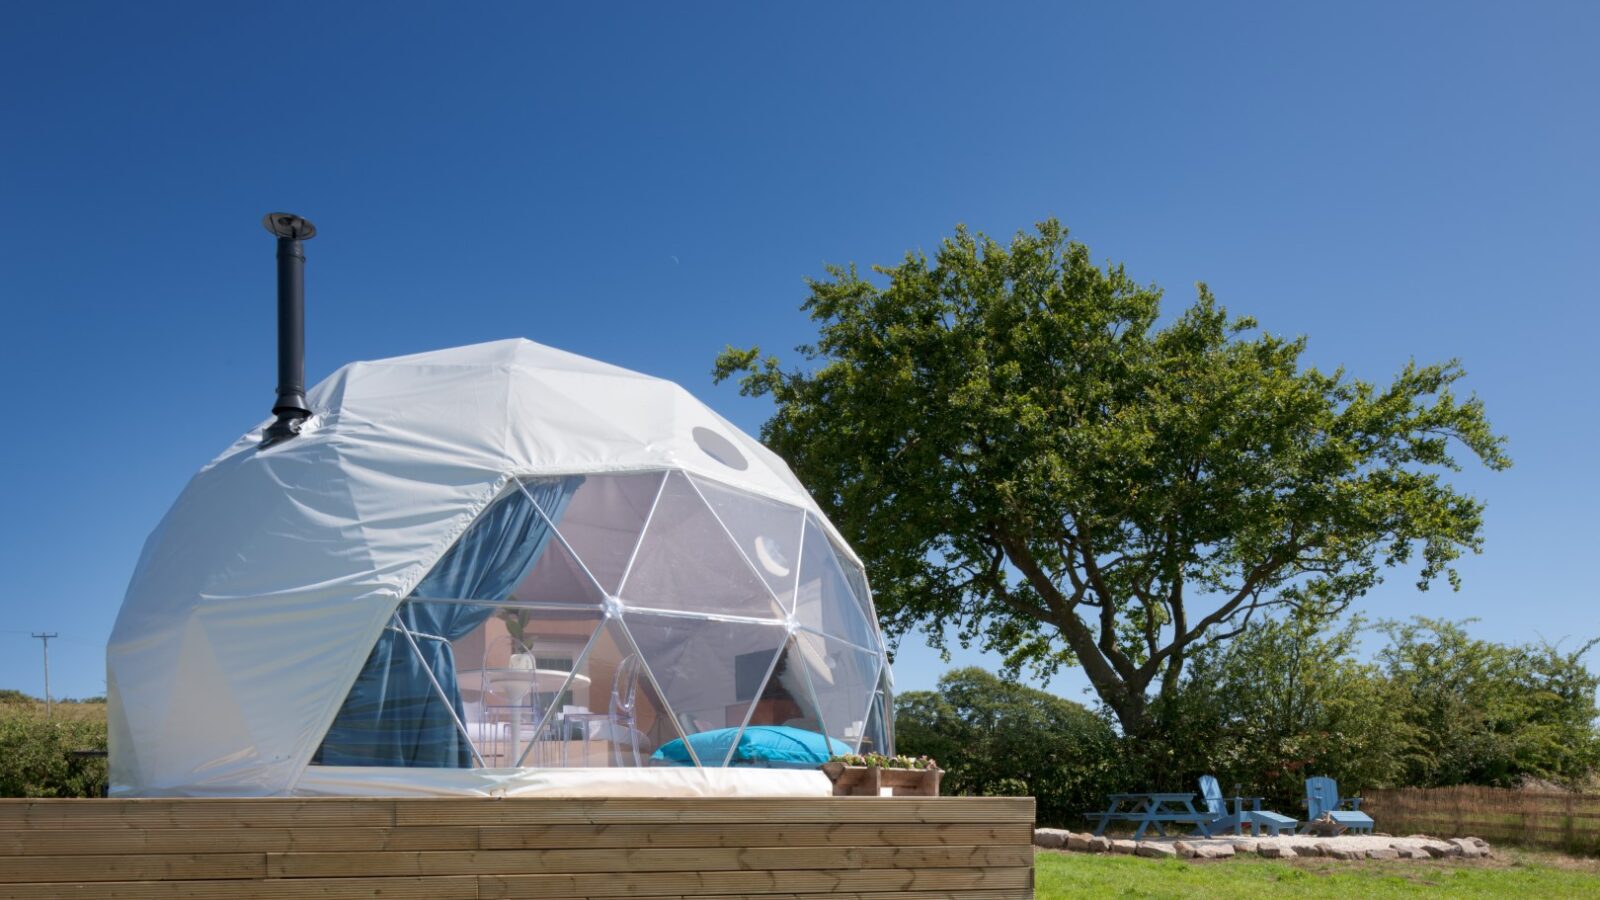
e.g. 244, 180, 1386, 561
715, 220, 1509, 735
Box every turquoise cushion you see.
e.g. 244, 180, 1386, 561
651, 725, 850, 767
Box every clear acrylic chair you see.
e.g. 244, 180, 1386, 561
610, 653, 643, 767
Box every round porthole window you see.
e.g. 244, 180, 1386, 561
692, 426, 749, 471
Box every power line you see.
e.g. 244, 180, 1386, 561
31, 633, 57, 719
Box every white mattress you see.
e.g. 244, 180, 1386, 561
292, 766, 832, 798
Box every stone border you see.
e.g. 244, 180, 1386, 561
1034, 828, 1492, 861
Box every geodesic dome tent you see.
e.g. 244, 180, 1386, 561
108, 339, 892, 797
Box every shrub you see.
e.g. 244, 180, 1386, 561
1379, 618, 1600, 788
895, 667, 1119, 826
0, 703, 108, 798
1136, 613, 1411, 811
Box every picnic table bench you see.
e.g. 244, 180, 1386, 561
1084, 792, 1218, 840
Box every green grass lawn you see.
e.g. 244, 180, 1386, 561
1036, 847, 1600, 898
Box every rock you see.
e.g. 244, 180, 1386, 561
1316, 842, 1360, 860
1204, 844, 1236, 859
1423, 843, 1457, 859
1231, 840, 1260, 854
1367, 848, 1400, 860
1258, 844, 1298, 859
1390, 844, 1429, 859
1111, 839, 1138, 855
1449, 838, 1484, 859
1136, 842, 1179, 858
1066, 833, 1093, 852
1088, 836, 1113, 853
1466, 837, 1493, 856
1373, 832, 1393, 838
1174, 841, 1199, 859
1032, 828, 1068, 849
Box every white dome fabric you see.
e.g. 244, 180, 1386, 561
108, 339, 886, 796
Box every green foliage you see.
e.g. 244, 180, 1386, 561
1379, 619, 1600, 788
1139, 613, 1413, 810
0, 702, 108, 798
1117, 614, 1597, 806
894, 667, 1119, 826
716, 219, 1508, 734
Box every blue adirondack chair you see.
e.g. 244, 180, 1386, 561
1198, 775, 1297, 837
1302, 775, 1374, 834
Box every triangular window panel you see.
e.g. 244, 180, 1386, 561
831, 537, 878, 640
314, 603, 487, 769
505, 525, 607, 609
451, 607, 605, 769
578, 618, 695, 767
621, 611, 788, 765
794, 515, 877, 651
619, 471, 785, 619
877, 667, 895, 754
726, 634, 832, 766
689, 474, 806, 613
535, 472, 664, 596
791, 630, 882, 751
861, 690, 890, 756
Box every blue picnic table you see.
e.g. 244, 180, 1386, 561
1084, 792, 1218, 840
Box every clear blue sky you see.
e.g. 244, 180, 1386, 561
2, 2, 1596, 704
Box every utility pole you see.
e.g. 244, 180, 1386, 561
31, 633, 57, 719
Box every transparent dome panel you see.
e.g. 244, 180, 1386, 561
830, 535, 877, 636
688, 474, 805, 612
861, 690, 890, 757
794, 515, 877, 651
621, 611, 789, 759
523, 473, 663, 596
620, 471, 785, 619
451, 605, 604, 768
791, 630, 882, 750
503, 525, 606, 608
579, 618, 690, 767
720, 634, 840, 766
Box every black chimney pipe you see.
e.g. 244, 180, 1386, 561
259, 212, 317, 448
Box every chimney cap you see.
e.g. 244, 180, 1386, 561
262, 212, 317, 240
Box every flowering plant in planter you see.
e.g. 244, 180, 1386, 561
821, 753, 942, 796
828, 753, 938, 771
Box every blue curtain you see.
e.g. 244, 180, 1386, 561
314, 477, 581, 768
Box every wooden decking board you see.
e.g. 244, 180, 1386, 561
0, 825, 480, 856
0, 797, 1033, 898
478, 865, 1034, 899
472, 893, 1028, 900
0, 876, 478, 900
265, 844, 1032, 878
0, 853, 267, 884
1, 799, 395, 830
477, 823, 1031, 850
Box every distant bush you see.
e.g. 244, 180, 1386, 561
0, 703, 108, 798
895, 667, 1119, 826
1127, 614, 1599, 810
1380, 619, 1600, 789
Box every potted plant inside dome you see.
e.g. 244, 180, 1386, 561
821, 753, 942, 797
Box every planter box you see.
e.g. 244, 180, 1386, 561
821, 762, 942, 797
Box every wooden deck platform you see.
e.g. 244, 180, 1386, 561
0, 796, 1034, 899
